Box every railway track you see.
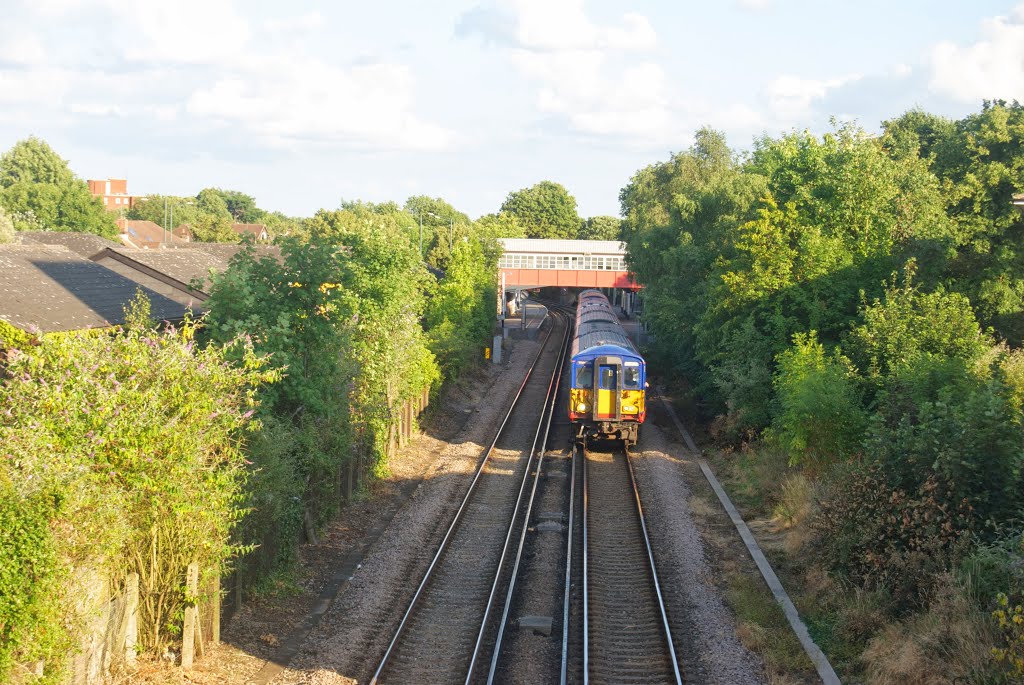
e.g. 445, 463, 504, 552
370, 305, 571, 684
577, 443, 683, 685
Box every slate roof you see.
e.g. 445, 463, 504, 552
17, 231, 122, 259
118, 220, 187, 249
97, 247, 230, 293
231, 223, 269, 240
0, 245, 191, 334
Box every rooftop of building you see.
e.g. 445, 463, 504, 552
497, 238, 626, 254
0, 245, 192, 335
17, 230, 123, 259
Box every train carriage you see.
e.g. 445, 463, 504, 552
568, 289, 646, 445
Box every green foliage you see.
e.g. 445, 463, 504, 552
865, 354, 1024, 530
215, 188, 264, 223
621, 127, 764, 410
125, 194, 200, 226
424, 237, 498, 381
992, 592, 1024, 678
578, 215, 622, 240
772, 331, 866, 468
0, 136, 73, 187
500, 180, 580, 239
191, 212, 240, 243
475, 212, 525, 240
848, 265, 992, 379
0, 137, 117, 238
0, 297, 274, 674
204, 239, 353, 416
0, 486, 68, 682
0, 205, 14, 243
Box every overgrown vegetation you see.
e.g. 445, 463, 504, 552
0, 300, 273, 680
625, 101, 1024, 681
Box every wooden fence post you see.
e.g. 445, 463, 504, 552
125, 573, 139, 665
181, 562, 199, 669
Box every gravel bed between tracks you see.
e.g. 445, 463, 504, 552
630, 422, 766, 685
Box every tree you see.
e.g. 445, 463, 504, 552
219, 189, 264, 222
475, 212, 524, 240
500, 181, 580, 239
196, 187, 233, 220
0, 205, 14, 243
0, 138, 117, 238
190, 213, 240, 243
0, 137, 73, 188
578, 215, 622, 240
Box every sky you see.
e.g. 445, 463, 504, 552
1, 0, 1022, 220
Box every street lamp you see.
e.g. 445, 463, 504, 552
425, 211, 455, 252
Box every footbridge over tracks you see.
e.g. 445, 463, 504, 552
497, 238, 639, 291
497, 237, 642, 327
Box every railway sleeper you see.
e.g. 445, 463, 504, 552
516, 615, 553, 636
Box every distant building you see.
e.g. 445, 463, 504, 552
87, 178, 140, 212
1013, 193, 1024, 215
231, 223, 270, 241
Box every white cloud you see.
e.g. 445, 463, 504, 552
459, 0, 656, 52
764, 73, 863, 121
0, 0, 450, 152
187, 59, 452, 150
0, 34, 47, 65
458, 0, 672, 141
929, 4, 1024, 103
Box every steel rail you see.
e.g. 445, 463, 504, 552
581, 445, 684, 685
623, 446, 684, 684
369, 310, 562, 685
480, 304, 572, 684
582, 439, 591, 685
559, 441, 577, 685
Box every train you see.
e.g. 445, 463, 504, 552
568, 289, 646, 446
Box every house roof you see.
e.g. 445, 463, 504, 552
0, 245, 192, 335
17, 231, 122, 259
91, 246, 228, 296
498, 238, 626, 255
231, 223, 269, 239
118, 219, 187, 249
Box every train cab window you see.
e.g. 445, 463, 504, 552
598, 365, 617, 389
575, 364, 593, 387
623, 365, 640, 389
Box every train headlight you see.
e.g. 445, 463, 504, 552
576, 402, 588, 412
622, 405, 637, 413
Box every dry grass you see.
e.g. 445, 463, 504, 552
861, 577, 1000, 684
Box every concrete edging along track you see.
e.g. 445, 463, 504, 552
657, 394, 842, 685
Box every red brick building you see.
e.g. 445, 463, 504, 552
87, 178, 139, 212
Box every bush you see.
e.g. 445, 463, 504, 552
815, 464, 974, 613
0, 302, 273, 675
847, 266, 991, 381
866, 354, 1024, 530
772, 331, 866, 469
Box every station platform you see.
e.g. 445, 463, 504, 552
502, 302, 547, 340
